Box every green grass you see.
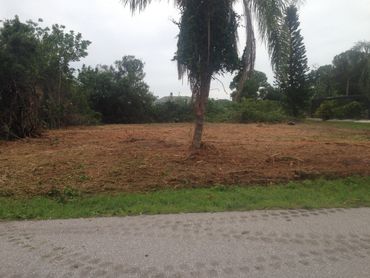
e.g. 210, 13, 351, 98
329, 121, 370, 130
1, 176, 370, 220
306, 119, 370, 130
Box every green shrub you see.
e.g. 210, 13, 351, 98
332, 101, 363, 119
152, 99, 288, 124
314, 100, 336, 120
206, 99, 238, 122
237, 99, 288, 123
315, 100, 364, 120
153, 99, 193, 123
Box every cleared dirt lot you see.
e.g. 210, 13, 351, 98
1, 123, 370, 196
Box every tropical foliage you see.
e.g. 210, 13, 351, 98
0, 17, 93, 139
0, 17, 157, 140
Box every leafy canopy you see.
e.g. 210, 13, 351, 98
78, 56, 155, 124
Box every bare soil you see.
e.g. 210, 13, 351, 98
1, 123, 370, 196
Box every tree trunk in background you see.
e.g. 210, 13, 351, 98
192, 73, 212, 150
58, 70, 62, 128
346, 78, 350, 96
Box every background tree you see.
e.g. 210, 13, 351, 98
333, 50, 365, 96
0, 17, 42, 139
352, 41, 370, 97
309, 42, 370, 100
230, 70, 271, 100
38, 23, 91, 128
153, 98, 193, 123
78, 56, 155, 123
122, 0, 292, 149
308, 65, 338, 98
309, 42, 370, 119
275, 4, 309, 117
0, 17, 94, 139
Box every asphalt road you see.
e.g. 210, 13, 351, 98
1, 208, 370, 278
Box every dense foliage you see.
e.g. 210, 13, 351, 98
175, 0, 239, 82
3, 13, 369, 141
238, 99, 288, 123
0, 17, 158, 140
1, 17, 288, 142
0, 17, 94, 139
78, 56, 155, 124
309, 41, 370, 119
230, 70, 274, 100
153, 98, 193, 123
309, 42, 370, 98
315, 100, 365, 121
205, 99, 288, 123
0, 17, 42, 138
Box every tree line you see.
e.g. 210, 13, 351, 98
2, 2, 369, 142
230, 4, 370, 120
310, 41, 370, 98
0, 17, 159, 139
308, 41, 370, 119
0, 17, 92, 139
1, 1, 299, 142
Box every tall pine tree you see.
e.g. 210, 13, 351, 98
275, 5, 309, 117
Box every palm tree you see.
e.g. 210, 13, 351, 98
121, 0, 292, 150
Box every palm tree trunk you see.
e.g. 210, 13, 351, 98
192, 73, 211, 150
346, 77, 350, 96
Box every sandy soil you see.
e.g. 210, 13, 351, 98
1, 123, 369, 196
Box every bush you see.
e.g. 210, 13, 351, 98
237, 99, 288, 123
206, 99, 238, 122
153, 99, 193, 123
315, 100, 364, 120
62, 87, 102, 126
332, 101, 363, 119
314, 100, 336, 120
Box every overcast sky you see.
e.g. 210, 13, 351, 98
1, 0, 370, 99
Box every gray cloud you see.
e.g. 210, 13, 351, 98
1, 0, 370, 99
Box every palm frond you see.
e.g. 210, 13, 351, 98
120, 0, 156, 12
237, 0, 296, 93
248, 0, 289, 66
238, 0, 256, 93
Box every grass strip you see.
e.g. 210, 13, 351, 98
1, 176, 370, 220
306, 119, 370, 130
